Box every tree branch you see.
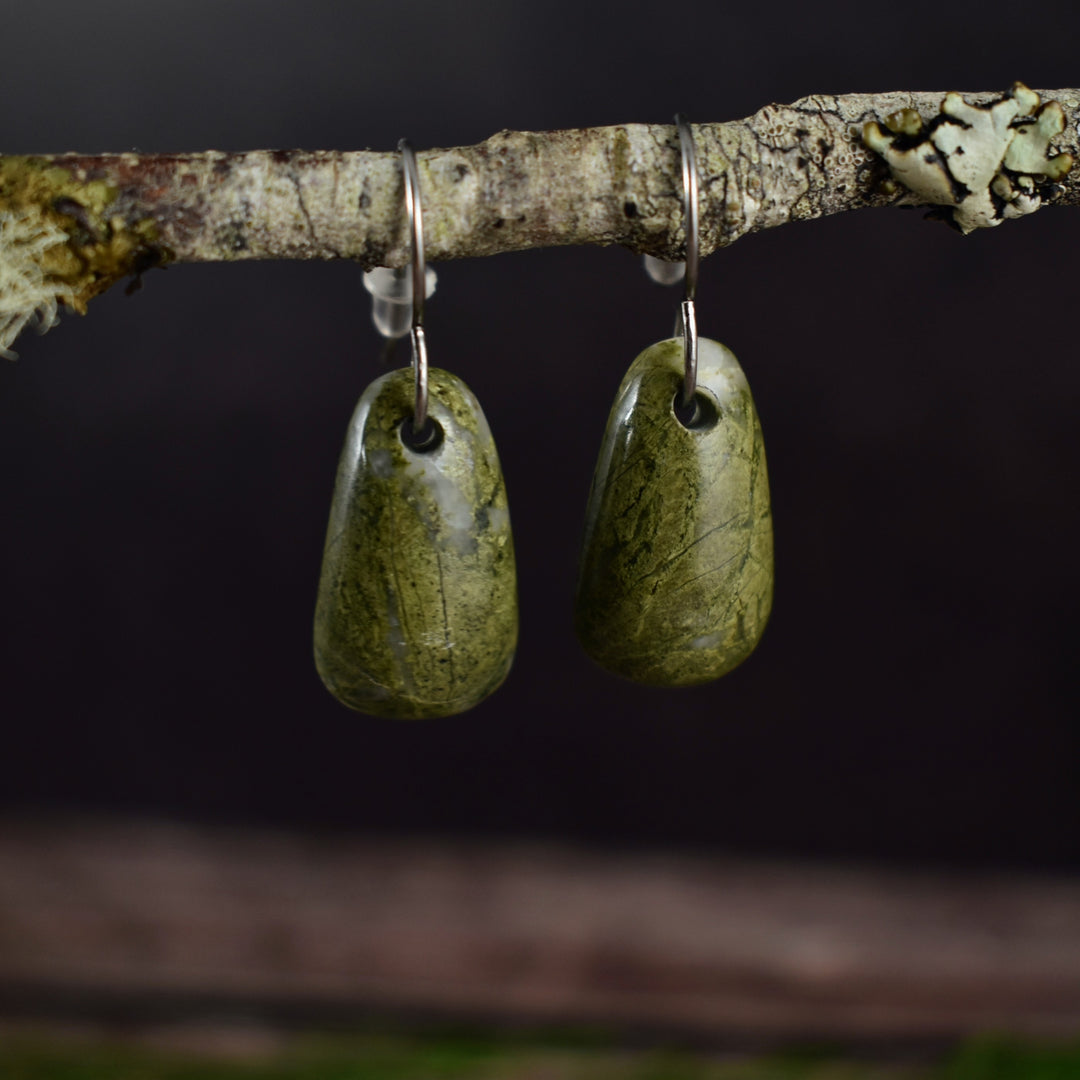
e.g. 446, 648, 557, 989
2, 86, 1078, 355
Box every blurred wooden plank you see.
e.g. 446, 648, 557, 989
0, 819, 1077, 1040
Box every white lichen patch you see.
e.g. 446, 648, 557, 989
863, 83, 1074, 233
0, 209, 74, 358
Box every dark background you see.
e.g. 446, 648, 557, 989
1, 0, 1077, 869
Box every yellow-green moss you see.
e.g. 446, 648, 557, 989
0, 156, 165, 315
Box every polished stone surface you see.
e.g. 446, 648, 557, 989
575, 338, 773, 686
314, 367, 517, 718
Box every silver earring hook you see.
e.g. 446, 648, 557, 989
399, 138, 429, 435
675, 114, 700, 413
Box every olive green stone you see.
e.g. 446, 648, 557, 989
314, 367, 517, 718
575, 337, 773, 686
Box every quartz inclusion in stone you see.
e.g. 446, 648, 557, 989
314, 367, 517, 718
575, 338, 773, 686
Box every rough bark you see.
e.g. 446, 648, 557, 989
2, 87, 1077, 356
11, 89, 1080, 268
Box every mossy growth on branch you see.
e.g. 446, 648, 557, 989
862, 82, 1074, 233
0, 156, 163, 356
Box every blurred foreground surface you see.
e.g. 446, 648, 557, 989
1, 819, 1078, 1048
3, 1027, 1080, 1080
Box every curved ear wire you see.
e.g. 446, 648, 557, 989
361, 142, 437, 369
675, 114, 700, 415
399, 138, 432, 440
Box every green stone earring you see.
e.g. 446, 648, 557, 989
313, 139, 518, 719
574, 116, 774, 687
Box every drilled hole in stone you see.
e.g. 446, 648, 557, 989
399, 416, 444, 453
672, 390, 719, 432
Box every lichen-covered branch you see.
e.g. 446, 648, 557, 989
2, 85, 1079, 355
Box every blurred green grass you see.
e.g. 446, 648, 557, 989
3, 1033, 1080, 1080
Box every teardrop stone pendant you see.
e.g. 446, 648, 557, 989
575, 338, 773, 686
314, 367, 517, 718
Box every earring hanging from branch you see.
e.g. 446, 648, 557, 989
313, 139, 518, 719
575, 115, 774, 687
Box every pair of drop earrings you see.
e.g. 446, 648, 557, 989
313, 118, 775, 719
